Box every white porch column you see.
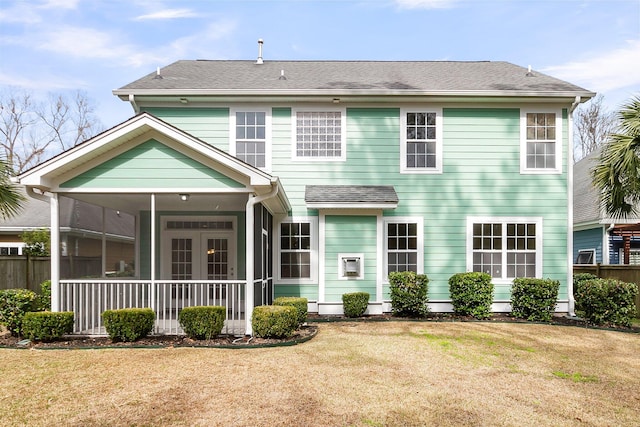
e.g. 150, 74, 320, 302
101, 207, 107, 278
245, 195, 255, 336
50, 193, 60, 312
150, 193, 156, 310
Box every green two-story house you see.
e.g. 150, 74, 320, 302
17, 57, 594, 335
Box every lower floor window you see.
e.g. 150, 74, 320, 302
468, 217, 541, 280
278, 218, 317, 282
384, 218, 423, 276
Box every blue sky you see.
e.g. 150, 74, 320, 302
1, 0, 639, 130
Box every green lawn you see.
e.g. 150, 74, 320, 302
1, 321, 639, 426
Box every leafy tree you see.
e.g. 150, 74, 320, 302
592, 95, 640, 218
21, 228, 50, 256
573, 94, 616, 162
0, 89, 102, 174
0, 156, 24, 219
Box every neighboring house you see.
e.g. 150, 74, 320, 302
16, 54, 594, 335
573, 150, 640, 265
0, 186, 135, 277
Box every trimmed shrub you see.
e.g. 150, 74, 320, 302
38, 280, 52, 311
252, 305, 298, 338
342, 292, 370, 318
102, 308, 155, 342
273, 296, 308, 326
574, 278, 638, 327
389, 271, 429, 318
511, 278, 560, 322
448, 272, 494, 319
22, 311, 74, 342
0, 289, 39, 336
573, 273, 598, 312
178, 306, 226, 340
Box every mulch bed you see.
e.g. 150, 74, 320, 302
1, 314, 637, 349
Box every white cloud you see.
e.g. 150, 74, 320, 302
394, 0, 457, 9
542, 39, 640, 94
134, 8, 199, 21
39, 0, 80, 9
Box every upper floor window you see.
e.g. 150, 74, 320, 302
400, 108, 443, 173
467, 217, 542, 283
230, 109, 271, 169
292, 109, 346, 161
520, 110, 562, 174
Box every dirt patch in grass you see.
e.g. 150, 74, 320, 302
2, 320, 639, 426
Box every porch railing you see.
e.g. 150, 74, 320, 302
58, 280, 246, 336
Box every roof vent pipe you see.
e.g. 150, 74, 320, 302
256, 39, 264, 64
154, 66, 163, 79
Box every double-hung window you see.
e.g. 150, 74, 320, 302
292, 109, 346, 161
383, 217, 424, 277
467, 217, 542, 283
520, 110, 562, 174
276, 217, 318, 283
400, 108, 443, 173
230, 109, 271, 169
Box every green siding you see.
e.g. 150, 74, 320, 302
137, 105, 570, 307
143, 107, 229, 149
273, 107, 569, 303
61, 139, 243, 189
323, 215, 377, 302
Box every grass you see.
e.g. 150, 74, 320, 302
1, 321, 639, 426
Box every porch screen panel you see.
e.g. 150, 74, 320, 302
171, 238, 192, 280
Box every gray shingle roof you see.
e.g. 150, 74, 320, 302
305, 185, 398, 207
115, 60, 593, 98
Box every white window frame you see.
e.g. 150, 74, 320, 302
466, 216, 543, 285
400, 107, 443, 174
576, 248, 596, 265
520, 109, 562, 174
229, 107, 272, 171
382, 216, 424, 281
275, 216, 318, 285
0, 243, 23, 255
291, 108, 347, 161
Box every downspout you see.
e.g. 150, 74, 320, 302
129, 94, 140, 114
245, 181, 279, 335
567, 96, 581, 316
605, 223, 615, 264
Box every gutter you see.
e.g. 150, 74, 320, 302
128, 94, 140, 114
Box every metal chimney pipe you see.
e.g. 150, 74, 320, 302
256, 39, 264, 64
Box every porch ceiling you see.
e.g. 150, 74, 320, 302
66, 192, 251, 214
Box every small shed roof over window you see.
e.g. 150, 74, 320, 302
305, 185, 398, 209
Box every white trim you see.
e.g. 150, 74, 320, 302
381, 216, 425, 282
291, 107, 347, 162
50, 194, 60, 311
229, 107, 272, 172
399, 107, 443, 174
319, 212, 325, 302
0, 243, 24, 255
305, 202, 398, 210
466, 216, 543, 285
576, 248, 596, 265
520, 108, 563, 174
376, 213, 384, 303
274, 216, 319, 286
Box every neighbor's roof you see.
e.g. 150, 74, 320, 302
114, 60, 594, 99
305, 185, 398, 209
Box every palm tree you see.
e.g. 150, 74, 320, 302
0, 157, 24, 219
592, 95, 640, 218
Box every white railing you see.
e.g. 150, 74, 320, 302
58, 280, 246, 336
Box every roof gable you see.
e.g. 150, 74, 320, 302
18, 113, 274, 191
61, 139, 244, 190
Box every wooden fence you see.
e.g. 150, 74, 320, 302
0, 256, 102, 292
573, 264, 640, 315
